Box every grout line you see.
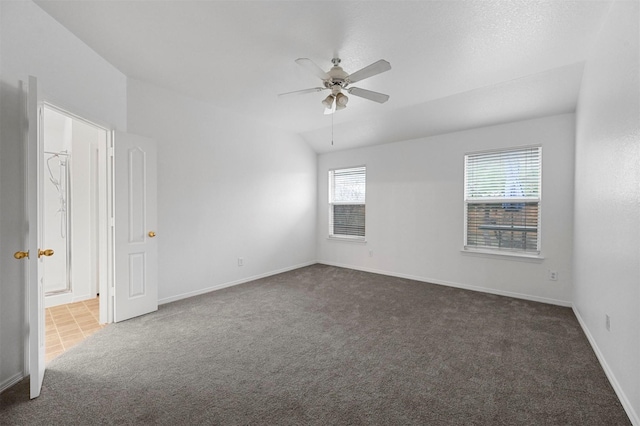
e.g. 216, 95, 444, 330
52, 307, 64, 348
84, 299, 101, 324
60, 305, 77, 350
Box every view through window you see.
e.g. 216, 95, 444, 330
464, 147, 541, 254
328, 166, 366, 239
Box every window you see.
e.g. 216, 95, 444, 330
329, 166, 366, 240
464, 147, 541, 254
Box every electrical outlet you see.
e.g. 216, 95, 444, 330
237, 257, 244, 267
548, 270, 558, 281
606, 314, 611, 331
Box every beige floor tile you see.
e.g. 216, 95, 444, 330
46, 338, 62, 347
73, 319, 94, 326
60, 332, 85, 342
53, 318, 77, 327
51, 314, 74, 321
61, 338, 84, 349
57, 323, 81, 332
81, 326, 103, 335
58, 329, 82, 339
46, 297, 103, 362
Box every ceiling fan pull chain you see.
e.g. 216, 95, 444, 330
331, 112, 334, 146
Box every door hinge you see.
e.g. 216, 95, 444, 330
109, 147, 114, 157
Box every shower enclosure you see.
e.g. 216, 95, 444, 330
43, 151, 71, 295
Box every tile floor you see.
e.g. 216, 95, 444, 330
45, 297, 105, 363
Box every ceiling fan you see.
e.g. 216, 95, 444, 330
279, 57, 391, 114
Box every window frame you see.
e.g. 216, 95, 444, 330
463, 146, 542, 257
328, 165, 366, 241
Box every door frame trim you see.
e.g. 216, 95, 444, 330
37, 102, 114, 324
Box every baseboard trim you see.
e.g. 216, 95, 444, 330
0, 372, 24, 395
158, 261, 317, 305
573, 306, 638, 426
317, 261, 572, 307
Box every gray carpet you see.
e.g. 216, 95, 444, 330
0, 264, 630, 425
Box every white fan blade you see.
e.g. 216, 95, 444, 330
347, 87, 390, 103
295, 58, 330, 80
278, 87, 327, 97
347, 59, 391, 83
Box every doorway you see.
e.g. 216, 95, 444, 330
41, 104, 111, 362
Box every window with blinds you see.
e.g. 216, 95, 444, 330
464, 147, 541, 254
329, 166, 366, 239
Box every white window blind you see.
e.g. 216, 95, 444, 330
464, 147, 541, 254
329, 166, 366, 239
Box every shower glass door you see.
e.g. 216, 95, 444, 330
43, 151, 70, 295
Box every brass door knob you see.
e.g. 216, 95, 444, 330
148, 231, 156, 238
14, 251, 29, 259
38, 249, 54, 258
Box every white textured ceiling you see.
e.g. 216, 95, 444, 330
34, 0, 612, 153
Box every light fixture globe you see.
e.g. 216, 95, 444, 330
322, 94, 335, 109
335, 92, 348, 107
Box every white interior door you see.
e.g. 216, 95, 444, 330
114, 131, 158, 322
26, 76, 46, 399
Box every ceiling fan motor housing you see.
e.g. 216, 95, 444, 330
324, 58, 349, 90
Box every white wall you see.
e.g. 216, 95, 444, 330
0, 0, 126, 391
0, 0, 313, 391
126, 79, 317, 303
0, 1, 127, 129
574, 0, 640, 423
318, 114, 575, 306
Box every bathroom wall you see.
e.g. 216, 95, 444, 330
69, 119, 100, 303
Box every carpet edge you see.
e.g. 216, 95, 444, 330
573, 305, 639, 426
157, 260, 317, 305
317, 261, 572, 307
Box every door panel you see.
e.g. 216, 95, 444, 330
114, 131, 158, 322
26, 76, 45, 399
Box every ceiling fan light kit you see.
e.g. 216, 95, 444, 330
335, 92, 348, 107
279, 57, 391, 114
322, 94, 334, 109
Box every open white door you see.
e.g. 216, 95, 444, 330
114, 131, 158, 322
25, 76, 46, 399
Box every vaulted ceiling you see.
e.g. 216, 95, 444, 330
35, 0, 612, 153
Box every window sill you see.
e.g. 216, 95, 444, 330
461, 248, 544, 262
327, 236, 367, 244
